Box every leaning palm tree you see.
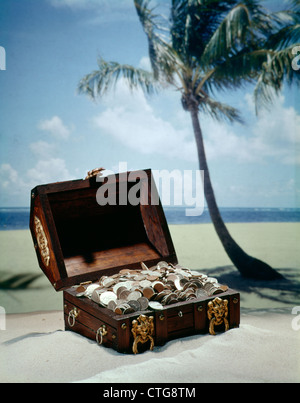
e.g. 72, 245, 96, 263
79, 0, 299, 280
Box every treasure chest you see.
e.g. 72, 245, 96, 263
30, 168, 240, 354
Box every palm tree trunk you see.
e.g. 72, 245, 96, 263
189, 106, 283, 280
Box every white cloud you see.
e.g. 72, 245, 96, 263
0, 164, 19, 189
201, 93, 300, 165
0, 164, 29, 205
138, 56, 151, 71
93, 79, 197, 162
38, 116, 71, 140
49, 0, 101, 9
29, 141, 56, 160
91, 77, 300, 167
48, 0, 136, 23
26, 158, 72, 185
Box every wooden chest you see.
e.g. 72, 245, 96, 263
30, 168, 240, 354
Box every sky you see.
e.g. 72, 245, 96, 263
0, 0, 299, 209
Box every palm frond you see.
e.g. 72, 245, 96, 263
206, 49, 269, 93
134, 0, 172, 80
198, 95, 244, 124
254, 45, 300, 113
201, 3, 252, 65
78, 57, 157, 99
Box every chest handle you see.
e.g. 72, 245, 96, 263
96, 325, 108, 345
68, 307, 79, 327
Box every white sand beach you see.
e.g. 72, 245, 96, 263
0, 223, 300, 383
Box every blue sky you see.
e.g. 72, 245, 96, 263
0, 0, 299, 208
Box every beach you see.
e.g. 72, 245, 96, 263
0, 223, 300, 383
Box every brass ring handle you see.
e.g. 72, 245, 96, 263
85, 167, 105, 180
96, 325, 108, 345
68, 307, 79, 328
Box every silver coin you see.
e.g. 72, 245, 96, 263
91, 289, 102, 304
140, 262, 149, 271
149, 301, 164, 310
123, 306, 135, 314
118, 289, 131, 300
102, 277, 116, 288
196, 288, 208, 298
127, 290, 142, 301
100, 291, 117, 306
174, 277, 183, 291
76, 291, 86, 298
156, 261, 169, 270
133, 273, 146, 281
139, 279, 152, 288
128, 300, 141, 311
137, 296, 149, 310
84, 284, 101, 298
207, 277, 218, 284
121, 280, 134, 290
107, 300, 117, 310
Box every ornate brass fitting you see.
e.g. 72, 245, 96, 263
85, 167, 105, 179
131, 315, 154, 354
34, 216, 50, 267
207, 297, 229, 335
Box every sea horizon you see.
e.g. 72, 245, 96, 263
0, 206, 299, 230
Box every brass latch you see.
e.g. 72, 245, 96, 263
85, 167, 105, 180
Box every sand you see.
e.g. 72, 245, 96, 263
0, 223, 300, 383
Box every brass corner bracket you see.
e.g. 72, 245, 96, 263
131, 314, 154, 354
207, 297, 229, 335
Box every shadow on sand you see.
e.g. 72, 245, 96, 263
200, 265, 300, 312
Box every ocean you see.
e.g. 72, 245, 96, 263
0, 207, 299, 230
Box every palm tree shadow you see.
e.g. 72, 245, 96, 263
0, 271, 44, 289
200, 266, 300, 308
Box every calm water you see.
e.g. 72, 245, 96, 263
0, 207, 299, 230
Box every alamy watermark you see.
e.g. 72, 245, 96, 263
291, 306, 300, 331
292, 46, 300, 71
0, 306, 6, 330
0, 46, 6, 71
96, 162, 205, 217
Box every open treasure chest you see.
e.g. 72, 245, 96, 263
30, 168, 240, 354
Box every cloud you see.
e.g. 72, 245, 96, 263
0, 157, 73, 206
26, 158, 72, 185
49, 0, 101, 9
0, 115, 74, 205
138, 56, 151, 71
93, 79, 197, 162
48, 0, 136, 23
201, 93, 300, 165
245, 94, 300, 165
91, 73, 300, 167
38, 116, 71, 140
0, 164, 20, 189
29, 141, 56, 160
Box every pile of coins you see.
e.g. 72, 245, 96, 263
75, 261, 228, 315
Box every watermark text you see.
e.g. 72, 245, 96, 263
95, 162, 204, 217
291, 306, 300, 331
292, 46, 300, 71
0, 46, 6, 71
0, 306, 6, 330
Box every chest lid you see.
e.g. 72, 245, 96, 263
30, 169, 177, 291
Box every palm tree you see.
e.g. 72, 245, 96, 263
79, 0, 299, 280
